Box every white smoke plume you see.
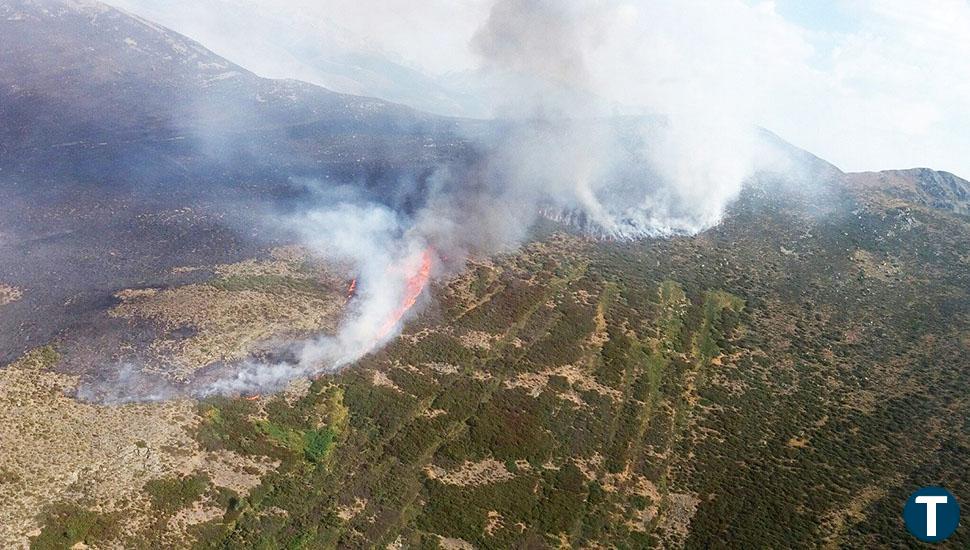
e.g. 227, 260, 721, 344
467, 0, 777, 239
199, 201, 433, 394
79, 0, 795, 403
78, 196, 437, 402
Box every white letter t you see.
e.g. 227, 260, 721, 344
915, 496, 948, 537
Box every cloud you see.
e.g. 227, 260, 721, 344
807, 0, 970, 175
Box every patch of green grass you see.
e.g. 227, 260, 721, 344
304, 427, 337, 463
17, 345, 61, 370
35, 345, 61, 367
694, 290, 745, 365
658, 280, 688, 353
257, 420, 306, 453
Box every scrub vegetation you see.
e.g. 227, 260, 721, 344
18, 174, 970, 548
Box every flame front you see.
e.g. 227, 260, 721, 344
344, 277, 357, 304
373, 247, 434, 343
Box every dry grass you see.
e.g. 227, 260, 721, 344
438, 536, 476, 550
484, 510, 504, 536
820, 477, 901, 549
111, 252, 346, 379
0, 348, 278, 548
0, 348, 196, 547
0, 283, 22, 307
506, 364, 622, 402
850, 249, 901, 281
458, 330, 498, 350
370, 369, 402, 392
659, 492, 701, 544
336, 497, 367, 521
425, 459, 515, 487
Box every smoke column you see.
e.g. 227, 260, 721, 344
193, 198, 444, 396
468, 0, 781, 238
79, 0, 795, 403
76, 196, 440, 402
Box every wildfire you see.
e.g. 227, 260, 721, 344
344, 277, 357, 304
373, 247, 434, 343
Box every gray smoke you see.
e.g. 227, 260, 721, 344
80, 0, 796, 403
473, 0, 593, 94
469, 0, 784, 238
78, 193, 437, 403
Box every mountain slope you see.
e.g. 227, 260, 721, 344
2, 168, 967, 547
103, 0, 491, 118
0, 2, 967, 548
847, 168, 970, 216
0, 0, 469, 187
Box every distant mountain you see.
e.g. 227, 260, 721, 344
0, 0, 846, 199
102, 0, 492, 118
0, 0, 470, 190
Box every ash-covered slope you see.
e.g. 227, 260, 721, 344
0, 0, 486, 366
0, 0, 472, 189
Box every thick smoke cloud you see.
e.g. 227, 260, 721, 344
472, 0, 593, 93
81, 0, 790, 403
467, 0, 777, 238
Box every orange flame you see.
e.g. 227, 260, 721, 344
374, 248, 433, 343
344, 277, 358, 305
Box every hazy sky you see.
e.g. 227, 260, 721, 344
110, 0, 970, 178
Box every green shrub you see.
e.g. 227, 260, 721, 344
31, 504, 121, 550
144, 473, 210, 513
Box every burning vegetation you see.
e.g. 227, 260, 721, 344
373, 247, 435, 345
